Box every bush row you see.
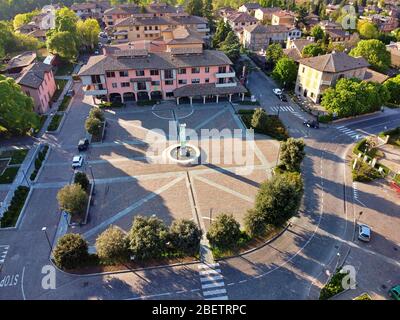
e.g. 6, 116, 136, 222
30, 145, 49, 181
0, 186, 30, 228
47, 114, 63, 132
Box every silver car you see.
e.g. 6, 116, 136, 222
358, 224, 371, 242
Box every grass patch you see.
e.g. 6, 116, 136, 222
319, 269, 346, 300
354, 293, 372, 300
237, 100, 260, 106
0, 149, 29, 165
47, 114, 64, 132
0, 167, 19, 184
58, 95, 72, 112
55, 61, 75, 76
0, 186, 30, 228
30, 145, 49, 181
98, 101, 124, 109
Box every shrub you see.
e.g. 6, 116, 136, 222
129, 215, 168, 260
0, 186, 29, 228
95, 226, 129, 264
318, 114, 333, 123
352, 160, 382, 182
279, 138, 306, 172
319, 269, 346, 300
74, 172, 90, 192
57, 184, 88, 218
206, 213, 241, 250
169, 219, 202, 256
53, 233, 89, 269
251, 108, 268, 131
89, 107, 105, 122
244, 209, 268, 237
47, 114, 63, 132
85, 116, 102, 136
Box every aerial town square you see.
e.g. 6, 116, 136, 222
0, 0, 399, 303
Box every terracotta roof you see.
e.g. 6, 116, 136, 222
289, 38, 314, 52
79, 50, 232, 76
363, 68, 389, 83
146, 3, 176, 13
114, 15, 206, 27
6, 52, 37, 70
71, 3, 97, 10
283, 48, 302, 61
256, 7, 281, 14
170, 47, 203, 55
104, 4, 140, 15
173, 83, 247, 97
244, 23, 290, 33
240, 3, 261, 10
16, 62, 52, 89
298, 52, 370, 73
325, 28, 350, 39
227, 12, 258, 24
273, 10, 295, 18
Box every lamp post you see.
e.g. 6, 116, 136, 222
334, 252, 341, 271
42, 227, 52, 254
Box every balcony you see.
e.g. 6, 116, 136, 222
215, 81, 237, 88
215, 68, 236, 78
113, 30, 128, 35
83, 85, 108, 96
144, 29, 160, 34
197, 27, 210, 33
321, 80, 332, 86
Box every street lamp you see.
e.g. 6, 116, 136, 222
334, 252, 341, 271
42, 227, 53, 254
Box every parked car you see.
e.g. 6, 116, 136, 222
279, 94, 288, 102
78, 138, 89, 151
388, 285, 400, 300
72, 155, 83, 169
303, 120, 319, 129
273, 88, 282, 96
358, 224, 371, 242
66, 89, 75, 97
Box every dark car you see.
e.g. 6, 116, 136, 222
66, 89, 75, 97
303, 120, 319, 129
78, 138, 89, 151
279, 94, 288, 102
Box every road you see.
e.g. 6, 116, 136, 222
0, 60, 399, 300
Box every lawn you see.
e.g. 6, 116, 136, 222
0, 167, 20, 184
52, 79, 68, 102
0, 149, 29, 165
0, 186, 30, 228
55, 61, 75, 76
58, 95, 72, 112
47, 114, 64, 132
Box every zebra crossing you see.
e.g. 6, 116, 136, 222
270, 106, 295, 112
199, 263, 228, 300
353, 182, 359, 201
336, 126, 366, 140
0, 245, 10, 266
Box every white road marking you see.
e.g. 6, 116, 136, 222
201, 282, 225, 289
198, 262, 229, 300
200, 274, 223, 282
203, 288, 227, 296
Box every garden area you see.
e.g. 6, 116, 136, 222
319, 268, 347, 300
0, 186, 30, 228
47, 113, 64, 132
85, 108, 106, 143
29, 145, 49, 181
52, 79, 68, 102
58, 95, 71, 112
0, 149, 29, 184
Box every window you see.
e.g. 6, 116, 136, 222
137, 81, 147, 90
149, 26, 152, 30
178, 68, 186, 74
310, 92, 315, 98
218, 66, 226, 73
106, 71, 115, 78
166, 91, 174, 98
191, 67, 200, 74
302, 67, 305, 73
191, 79, 200, 84
164, 70, 174, 79
151, 80, 160, 86
112, 83, 118, 88
91, 75, 102, 83
178, 79, 187, 85
108, 21, 114, 26
145, 34, 148, 38
205, 67, 209, 73
121, 82, 130, 87
144, 26, 147, 31
136, 70, 145, 77
119, 71, 128, 77
165, 80, 173, 85
150, 69, 159, 76
205, 78, 209, 83
155, 26, 158, 30
136, 26, 139, 31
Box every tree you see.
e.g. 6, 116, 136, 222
253, 172, 304, 227
77, 18, 100, 51
265, 43, 284, 67
96, 226, 129, 264
279, 138, 306, 172
186, 0, 203, 16
310, 25, 325, 42
206, 213, 241, 250
383, 75, 400, 105
244, 209, 268, 237
392, 28, 400, 42
0, 75, 39, 135
13, 10, 40, 30
57, 184, 88, 218
129, 215, 168, 260
53, 233, 89, 269
169, 219, 202, 256
349, 39, 391, 72
74, 172, 89, 192
46, 31, 78, 61
219, 31, 241, 62
302, 43, 326, 57
202, 0, 214, 30
271, 57, 298, 89
358, 21, 379, 39
251, 108, 268, 131
321, 78, 389, 117
56, 7, 79, 35
89, 107, 105, 122
85, 116, 102, 136
212, 19, 231, 48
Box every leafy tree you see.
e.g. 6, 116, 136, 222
321, 78, 389, 117
186, 0, 203, 16
265, 43, 284, 67
212, 19, 231, 48
219, 31, 241, 62
129, 215, 168, 260
383, 75, 400, 104
378, 32, 396, 45
310, 25, 325, 42
253, 172, 304, 227
77, 18, 100, 51
244, 209, 268, 237
206, 213, 241, 250
57, 183, 88, 218
271, 57, 298, 89
13, 10, 40, 30
302, 43, 326, 57
0, 75, 39, 135
358, 21, 379, 39
202, 0, 214, 30
53, 233, 89, 269
56, 7, 79, 34
89, 107, 105, 122
251, 108, 268, 131
96, 226, 129, 264
392, 28, 400, 42
74, 172, 89, 192
169, 219, 202, 256
85, 115, 102, 136
349, 39, 391, 72
47, 31, 78, 61
279, 138, 306, 172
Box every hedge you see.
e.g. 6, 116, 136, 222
0, 167, 19, 184
47, 114, 64, 132
30, 146, 49, 181
0, 186, 30, 228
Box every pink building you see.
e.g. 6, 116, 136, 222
79, 48, 246, 104
16, 62, 57, 114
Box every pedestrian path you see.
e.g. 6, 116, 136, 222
336, 126, 367, 140
0, 245, 10, 266
198, 263, 228, 300
270, 106, 295, 112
